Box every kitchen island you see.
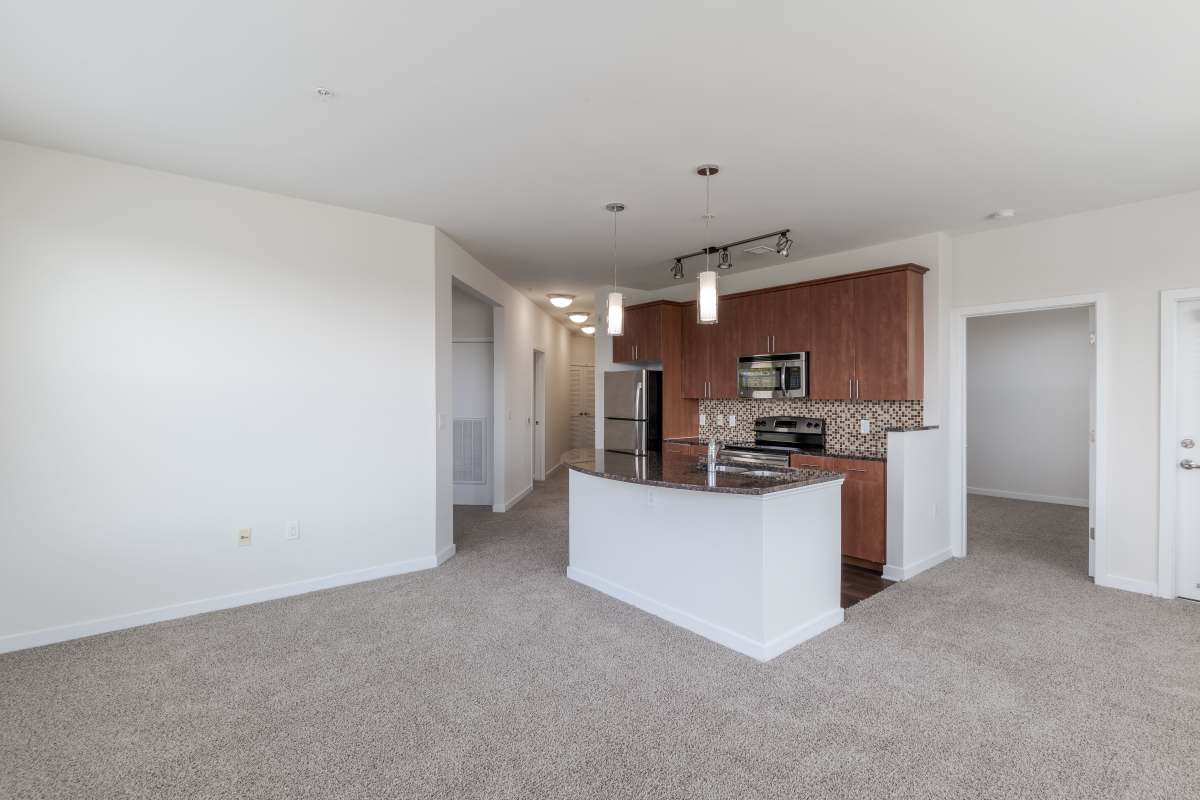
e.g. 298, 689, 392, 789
563, 449, 845, 661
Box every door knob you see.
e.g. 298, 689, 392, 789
1182, 459, 1198, 471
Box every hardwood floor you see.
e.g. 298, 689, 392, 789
841, 563, 894, 608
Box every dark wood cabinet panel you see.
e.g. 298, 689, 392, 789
768, 285, 812, 354
853, 271, 922, 400
680, 305, 709, 399
739, 292, 774, 357
635, 304, 662, 362
790, 455, 886, 567
708, 296, 747, 399
808, 280, 855, 399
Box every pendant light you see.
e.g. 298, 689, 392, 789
605, 202, 625, 336
696, 165, 719, 324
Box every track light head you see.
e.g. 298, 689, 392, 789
718, 249, 733, 270
670, 259, 684, 280
776, 233, 793, 259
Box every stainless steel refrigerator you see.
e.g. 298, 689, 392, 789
603, 369, 663, 455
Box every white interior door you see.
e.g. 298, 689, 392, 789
1175, 299, 1200, 600
532, 350, 546, 480
1088, 307, 1097, 577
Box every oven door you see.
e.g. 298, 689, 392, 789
738, 361, 783, 399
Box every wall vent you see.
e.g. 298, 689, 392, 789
453, 418, 487, 484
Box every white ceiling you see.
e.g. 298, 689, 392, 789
4, 1, 1200, 323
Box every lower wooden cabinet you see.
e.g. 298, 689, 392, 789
790, 454, 886, 568
664, 441, 708, 457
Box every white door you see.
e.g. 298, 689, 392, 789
452, 341, 493, 505
532, 350, 546, 480
1088, 307, 1097, 577
1175, 299, 1200, 600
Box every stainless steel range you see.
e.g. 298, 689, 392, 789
720, 416, 825, 468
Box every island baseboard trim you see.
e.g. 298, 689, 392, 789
882, 548, 953, 582
567, 565, 842, 662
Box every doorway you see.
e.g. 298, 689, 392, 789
532, 349, 546, 481
950, 293, 1108, 582
1158, 289, 1200, 600
964, 306, 1096, 576
451, 283, 497, 508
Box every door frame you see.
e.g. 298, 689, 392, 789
532, 348, 546, 481
1156, 287, 1200, 598
948, 292, 1109, 583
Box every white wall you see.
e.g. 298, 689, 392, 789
0, 141, 440, 650
953, 188, 1200, 594
966, 308, 1091, 505
452, 285, 494, 340
434, 232, 572, 553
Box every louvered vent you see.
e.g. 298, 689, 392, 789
453, 418, 487, 484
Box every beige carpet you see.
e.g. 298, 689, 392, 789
2, 474, 1198, 799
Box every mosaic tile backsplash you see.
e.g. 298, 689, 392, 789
698, 399, 924, 455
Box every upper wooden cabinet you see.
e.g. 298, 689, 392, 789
741, 286, 813, 357
809, 267, 925, 401
679, 300, 743, 399
612, 303, 663, 364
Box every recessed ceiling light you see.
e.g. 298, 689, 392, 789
987, 209, 1016, 220
580, 325, 596, 336
567, 312, 589, 324
547, 294, 575, 308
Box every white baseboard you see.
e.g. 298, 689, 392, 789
544, 461, 564, 478
567, 565, 843, 662
883, 548, 954, 582
0, 555, 441, 655
968, 487, 1088, 508
495, 483, 533, 512
1096, 573, 1156, 596
436, 543, 457, 565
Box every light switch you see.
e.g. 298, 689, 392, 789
699, 413, 706, 426
238, 528, 252, 547
285, 521, 300, 541
728, 414, 737, 427
860, 419, 871, 434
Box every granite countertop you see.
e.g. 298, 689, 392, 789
664, 437, 887, 463
562, 449, 843, 496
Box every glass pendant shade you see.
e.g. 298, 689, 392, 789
607, 291, 624, 336
697, 271, 718, 324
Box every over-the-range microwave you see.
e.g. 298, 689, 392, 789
737, 352, 808, 399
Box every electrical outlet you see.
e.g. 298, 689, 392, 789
860, 419, 871, 434
699, 413, 706, 426
728, 414, 737, 427
285, 521, 300, 541
238, 528, 252, 547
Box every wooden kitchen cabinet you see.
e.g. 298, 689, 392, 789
679, 298, 743, 399
740, 286, 812, 357
809, 280, 855, 400
612, 303, 662, 364
790, 454, 887, 568
852, 270, 923, 400
809, 268, 924, 401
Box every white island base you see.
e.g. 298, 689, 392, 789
567, 469, 845, 662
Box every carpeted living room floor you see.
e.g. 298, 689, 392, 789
2, 472, 1198, 800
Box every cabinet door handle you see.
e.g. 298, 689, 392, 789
849, 378, 853, 398
854, 379, 860, 400
845, 467, 867, 473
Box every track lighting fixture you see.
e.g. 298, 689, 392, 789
775, 233, 793, 258
672, 228, 793, 275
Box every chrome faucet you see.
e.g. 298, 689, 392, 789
707, 436, 722, 471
